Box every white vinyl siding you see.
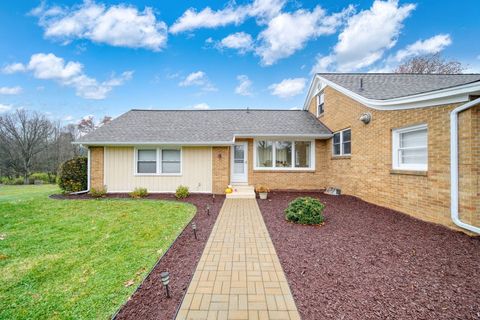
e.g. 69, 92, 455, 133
392, 124, 428, 171
106, 146, 212, 193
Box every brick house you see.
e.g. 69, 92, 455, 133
76, 73, 480, 233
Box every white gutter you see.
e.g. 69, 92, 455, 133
70, 148, 90, 195
450, 97, 480, 234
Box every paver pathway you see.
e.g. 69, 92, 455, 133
176, 199, 300, 320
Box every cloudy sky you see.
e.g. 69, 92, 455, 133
0, 0, 479, 122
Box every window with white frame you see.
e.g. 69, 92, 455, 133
332, 128, 351, 156
255, 140, 314, 170
316, 92, 325, 117
136, 148, 181, 175
392, 124, 428, 171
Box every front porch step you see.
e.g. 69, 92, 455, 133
226, 185, 256, 199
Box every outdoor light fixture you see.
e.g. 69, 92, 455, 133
160, 271, 170, 298
192, 221, 197, 240
359, 112, 372, 124
212, 194, 215, 203
206, 204, 210, 216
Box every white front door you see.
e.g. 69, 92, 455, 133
231, 142, 248, 184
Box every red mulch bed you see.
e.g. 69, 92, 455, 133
52, 193, 224, 320
257, 191, 480, 320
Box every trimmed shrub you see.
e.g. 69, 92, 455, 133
175, 185, 189, 199
29, 172, 51, 184
58, 157, 88, 193
130, 187, 148, 198
1, 177, 24, 185
285, 197, 325, 225
89, 186, 107, 198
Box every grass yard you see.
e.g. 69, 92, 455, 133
0, 185, 196, 320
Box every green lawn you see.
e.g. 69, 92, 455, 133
0, 185, 196, 319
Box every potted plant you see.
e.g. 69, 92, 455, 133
256, 185, 270, 200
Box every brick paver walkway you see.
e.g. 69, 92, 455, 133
176, 199, 300, 320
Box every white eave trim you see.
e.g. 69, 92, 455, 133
303, 75, 480, 111
74, 133, 333, 146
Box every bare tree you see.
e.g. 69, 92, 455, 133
77, 115, 112, 135
0, 110, 53, 183
77, 116, 96, 136
394, 53, 465, 74
100, 116, 112, 126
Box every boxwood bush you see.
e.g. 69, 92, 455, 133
285, 197, 325, 225
58, 157, 88, 193
130, 187, 148, 198
175, 185, 189, 199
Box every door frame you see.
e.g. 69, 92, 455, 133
230, 142, 248, 184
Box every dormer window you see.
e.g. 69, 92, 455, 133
316, 92, 325, 117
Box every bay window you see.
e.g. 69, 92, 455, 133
392, 124, 428, 171
135, 147, 182, 175
255, 140, 314, 170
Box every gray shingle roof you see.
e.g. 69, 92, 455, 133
76, 109, 331, 145
318, 73, 480, 100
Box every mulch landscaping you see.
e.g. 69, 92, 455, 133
52, 193, 224, 320
257, 191, 480, 320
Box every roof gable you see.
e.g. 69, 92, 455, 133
304, 73, 480, 110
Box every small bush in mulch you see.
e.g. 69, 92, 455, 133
175, 185, 189, 199
285, 197, 325, 225
129, 187, 148, 198
57, 157, 87, 193
89, 186, 107, 198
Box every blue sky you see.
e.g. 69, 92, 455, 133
0, 0, 479, 123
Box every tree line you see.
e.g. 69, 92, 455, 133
0, 110, 111, 184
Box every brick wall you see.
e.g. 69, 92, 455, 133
306, 86, 479, 230
212, 146, 230, 194
90, 146, 104, 190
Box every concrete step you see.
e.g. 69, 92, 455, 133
226, 185, 256, 199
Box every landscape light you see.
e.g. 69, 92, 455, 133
160, 271, 170, 298
206, 204, 210, 216
192, 221, 197, 240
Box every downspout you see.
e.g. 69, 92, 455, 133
450, 97, 480, 234
70, 147, 90, 195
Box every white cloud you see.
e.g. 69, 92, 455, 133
5, 53, 132, 100
170, 0, 285, 34
268, 78, 306, 98
312, 0, 415, 73
0, 86, 22, 95
235, 75, 253, 96
32, 1, 168, 51
219, 32, 254, 53
63, 115, 74, 121
192, 103, 210, 110
256, 6, 353, 65
2, 63, 26, 74
0, 104, 12, 113
179, 71, 217, 91
394, 34, 452, 62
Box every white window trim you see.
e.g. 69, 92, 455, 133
392, 123, 428, 171
253, 139, 315, 171
134, 146, 183, 176
332, 128, 351, 157
316, 92, 325, 117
